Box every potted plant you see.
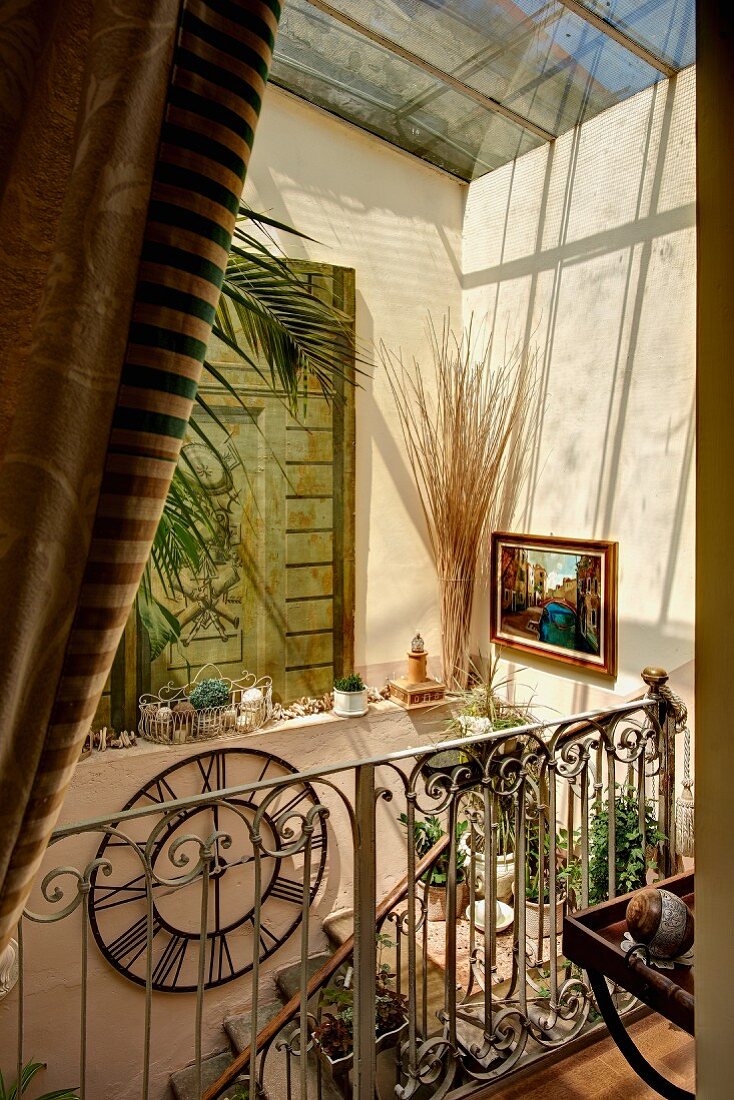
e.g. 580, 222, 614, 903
332, 673, 368, 718
460, 791, 516, 904
399, 813, 469, 921
223, 1081, 268, 1100
451, 653, 533, 741
524, 821, 566, 942
312, 947, 408, 1078
588, 784, 665, 904
189, 675, 231, 735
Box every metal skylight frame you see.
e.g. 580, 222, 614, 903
303, 0, 557, 143
278, 0, 693, 180
556, 0, 678, 78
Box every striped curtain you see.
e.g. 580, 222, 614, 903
0, 0, 281, 952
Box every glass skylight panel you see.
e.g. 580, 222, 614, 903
576, 0, 695, 70
269, 0, 693, 180
270, 0, 543, 180
324, 0, 663, 136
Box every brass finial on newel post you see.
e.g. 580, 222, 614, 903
641, 666, 676, 877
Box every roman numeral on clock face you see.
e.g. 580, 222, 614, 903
153, 934, 189, 987
208, 931, 237, 985
269, 876, 306, 906
107, 914, 161, 967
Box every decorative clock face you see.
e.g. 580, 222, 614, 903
89, 748, 327, 992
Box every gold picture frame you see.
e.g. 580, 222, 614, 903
490, 532, 618, 676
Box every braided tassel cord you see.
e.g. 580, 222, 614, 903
676, 725, 695, 857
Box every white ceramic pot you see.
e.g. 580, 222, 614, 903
496, 853, 515, 902
333, 687, 368, 718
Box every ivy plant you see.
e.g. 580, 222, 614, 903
588, 784, 665, 904
398, 813, 469, 887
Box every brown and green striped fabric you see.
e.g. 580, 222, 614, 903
0, 0, 281, 950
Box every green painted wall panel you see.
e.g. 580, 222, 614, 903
131, 262, 356, 705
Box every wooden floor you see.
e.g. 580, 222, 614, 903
476, 1016, 695, 1098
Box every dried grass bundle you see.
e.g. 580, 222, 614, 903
382, 319, 536, 688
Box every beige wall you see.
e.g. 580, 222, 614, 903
463, 69, 696, 716
243, 88, 464, 681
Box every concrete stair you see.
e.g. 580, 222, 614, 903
170, 955, 343, 1100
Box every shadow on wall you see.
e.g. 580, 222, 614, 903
464, 69, 696, 691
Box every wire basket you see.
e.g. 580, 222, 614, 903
139, 664, 273, 745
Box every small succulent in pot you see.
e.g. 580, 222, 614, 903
189, 677, 230, 711
332, 673, 368, 718
333, 674, 366, 692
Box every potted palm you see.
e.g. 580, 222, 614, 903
399, 813, 469, 921
332, 673, 368, 718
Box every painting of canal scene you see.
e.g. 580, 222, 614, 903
490, 533, 617, 675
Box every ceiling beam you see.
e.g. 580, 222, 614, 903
301, 0, 557, 143
556, 0, 677, 78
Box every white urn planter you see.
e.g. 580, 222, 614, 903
467, 851, 515, 903
333, 686, 368, 718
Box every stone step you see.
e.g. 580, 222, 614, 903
322, 908, 446, 1036
170, 1051, 234, 1100
274, 951, 333, 1005
224, 999, 285, 1053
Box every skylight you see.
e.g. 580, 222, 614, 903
269, 0, 695, 181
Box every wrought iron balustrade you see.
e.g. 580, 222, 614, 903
0, 669, 686, 1100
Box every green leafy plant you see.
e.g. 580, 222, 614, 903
312, 942, 408, 1060
225, 1084, 251, 1100
333, 673, 365, 692
0, 1061, 79, 1100
398, 813, 469, 887
189, 677, 230, 711
525, 820, 569, 904
556, 827, 583, 909
589, 784, 665, 904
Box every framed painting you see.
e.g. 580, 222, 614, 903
490, 533, 618, 676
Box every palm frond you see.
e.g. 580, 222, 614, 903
141, 205, 357, 653
215, 251, 355, 405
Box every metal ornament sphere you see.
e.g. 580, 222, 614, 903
89, 747, 328, 992
626, 887, 694, 959
411, 631, 426, 653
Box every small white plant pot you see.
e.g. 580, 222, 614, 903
333, 687, 368, 718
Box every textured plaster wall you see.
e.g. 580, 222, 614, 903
243, 88, 464, 681
462, 69, 696, 715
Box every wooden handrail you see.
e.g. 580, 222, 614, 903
202, 833, 451, 1100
